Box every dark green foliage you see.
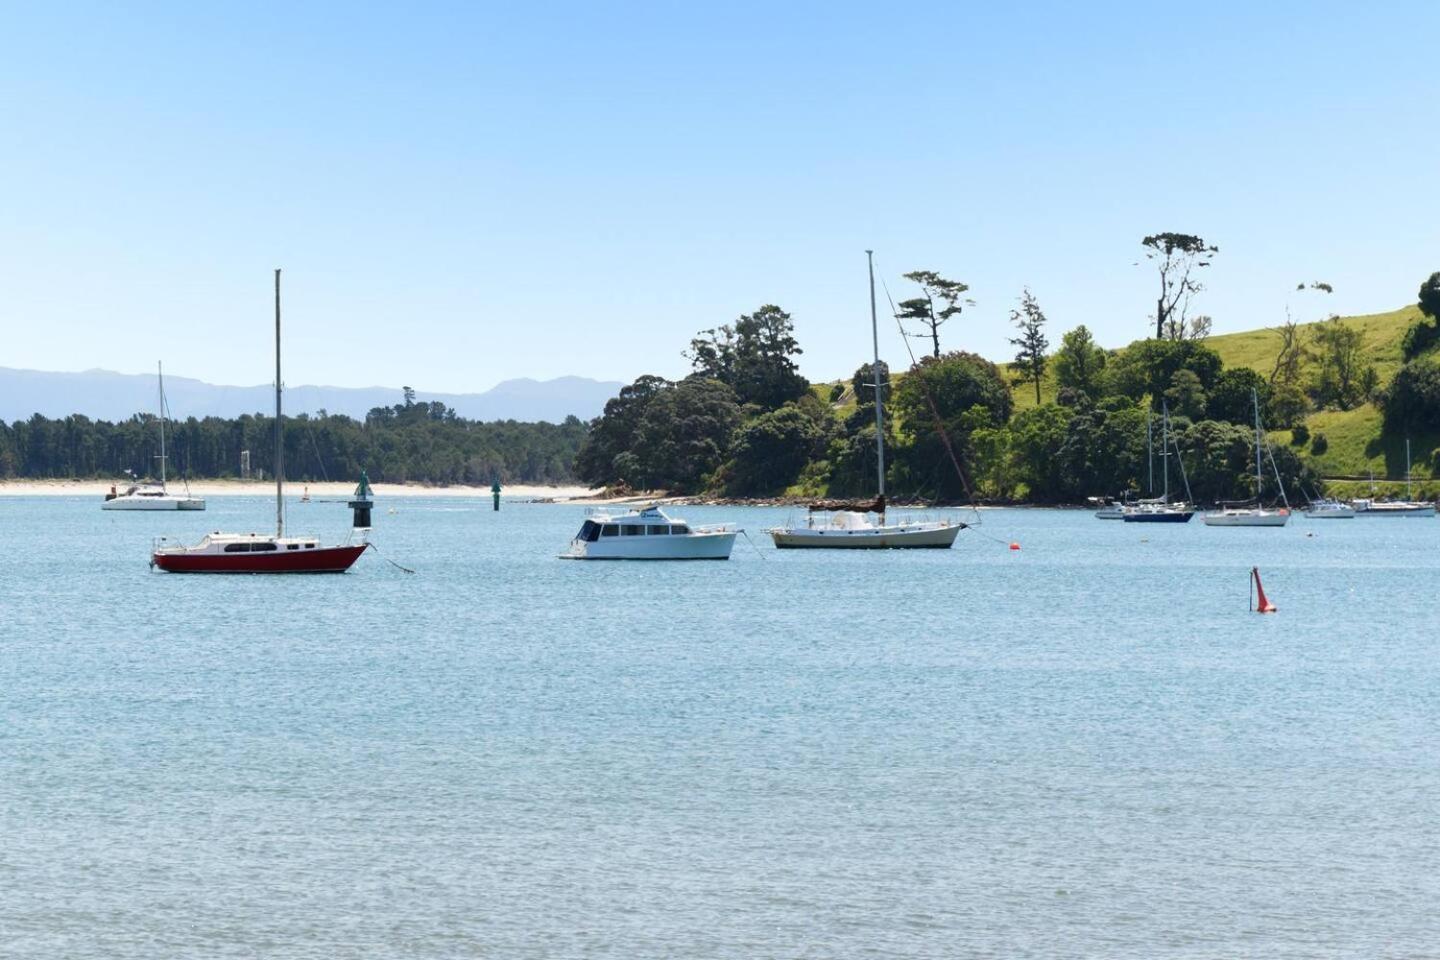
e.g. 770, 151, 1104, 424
827, 382, 845, 403
1207, 368, 1271, 425
1107, 338, 1223, 407
1291, 424, 1310, 446
0, 406, 587, 485
1311, 432, 1328, 455
1420, 272, 1440, 319
574, 375, 670, 486
624, 378, 741, 492
686, 304, 809, 409
1379, 355, 1440, 430
721, 402, 827, 496
1400, 317, 1440, 360
1053, 324, 1107, 399
891, 352, 1011, 500
1008, 288, 1050, 405
1164, 369, 1207, 420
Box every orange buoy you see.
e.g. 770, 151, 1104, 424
1009, 542, 1020, 551
1251, 566, 1276, 613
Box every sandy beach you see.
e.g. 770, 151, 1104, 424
0, 479, 600, 500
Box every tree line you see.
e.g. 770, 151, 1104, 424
576, 240, 1440, 504
0, 396, 586, 485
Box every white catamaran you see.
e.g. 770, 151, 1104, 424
102, 362, 205, 511
1203, 388, 1290, 527
768, 251, 963, 549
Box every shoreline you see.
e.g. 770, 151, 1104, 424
0, 479, 600, 499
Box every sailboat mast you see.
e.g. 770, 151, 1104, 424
1147, 412, 1153, 495
275, 269, 284, 539
1162, 402, 1170, 502
1406, 437, 1413, 501
867, 250, 884, 498
157, 361, 167, 489
1253, 387, 1262, 499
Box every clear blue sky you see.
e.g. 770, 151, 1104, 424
3, 2, 1437, 393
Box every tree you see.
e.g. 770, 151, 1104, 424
402, 385, 417, 406
890, 351, 1012, 500
1380, 354, 1440, 430
1052, 324, 1107, 399
1420, 272, 1440, 319
1141, 232, 1218, 340
1207, 368, 1271, 426
1310, 316, 1367, 410
898, 271, 973, 358
1008, 288, 1050, 405
1164, 369, 1207, 420
627, 378, 741, 492
1269, 310, 1306, 388
573, 375, 671, 486
722, 403, 824, 495
1105, 338, 1223, 408
685, 305, 808, 409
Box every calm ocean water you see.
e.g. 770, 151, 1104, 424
2, 495, 1438, 958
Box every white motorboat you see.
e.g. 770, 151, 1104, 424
1352, 440, 1435, 516
767, 250, 965, 550
102, 362, 205, 511
1303, 498, 1355, 519
1089, 496, 1126, 519
1203, 388, 1290, 527
1123, 404, 1195, 523
561, 504, 738, 560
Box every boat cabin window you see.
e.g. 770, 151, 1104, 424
223, 543, 252, 553
305, 543, 316, 548
671, 524, 690, 535
647, 525, 669, 535
287, 544, 300, 550
577, 520, 601, 543
251, 542, 278, 552
621, 525, 644, 536
601, 524, 619, 537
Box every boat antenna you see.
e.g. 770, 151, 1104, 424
275, 268, 284, 539
867, 250, 885, 499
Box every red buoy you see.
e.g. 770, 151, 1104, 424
1251, 567, 1276, 613
1009, 542, 1020, 551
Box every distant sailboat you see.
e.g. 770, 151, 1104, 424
1353, 438, 1435, 517
102, 362, 205, 511
1203, 388, 1290, 526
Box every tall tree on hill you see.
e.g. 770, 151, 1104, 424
1008, 288, 1050, 405
897, 270, 973, 358
1310, 316, 1369, 411
684, 304, 808, 409
1141, 232, 1218, 340
1420, 272, 1440, 319
1053, 324, 1107, 399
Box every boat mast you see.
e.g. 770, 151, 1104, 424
1253, 387, 1262, 500
275, 268, 284, 539
1146, 412, 1153, 495
867, 250, 884, 498
1161, 401, 1170, 502
157, 360, 167, 490
1406, 437, 1413, 501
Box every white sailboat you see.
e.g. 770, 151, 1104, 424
1353, 439, 1435, 516
102, 362, 205, 511
1203, 388, 1290, 527
767, 251, 963, 549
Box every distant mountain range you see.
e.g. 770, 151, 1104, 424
0, 367, 622, 424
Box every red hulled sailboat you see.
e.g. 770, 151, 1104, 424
151, 270, 368, 574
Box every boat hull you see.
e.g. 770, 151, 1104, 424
562, 532, 737, 560
769, 523, 961, 549
103, 496, 206, 511
152, 543, 367, 573
1122, 511, 1194, 523
1355, 504, 1435, 517
1202, 510, 1290, 527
